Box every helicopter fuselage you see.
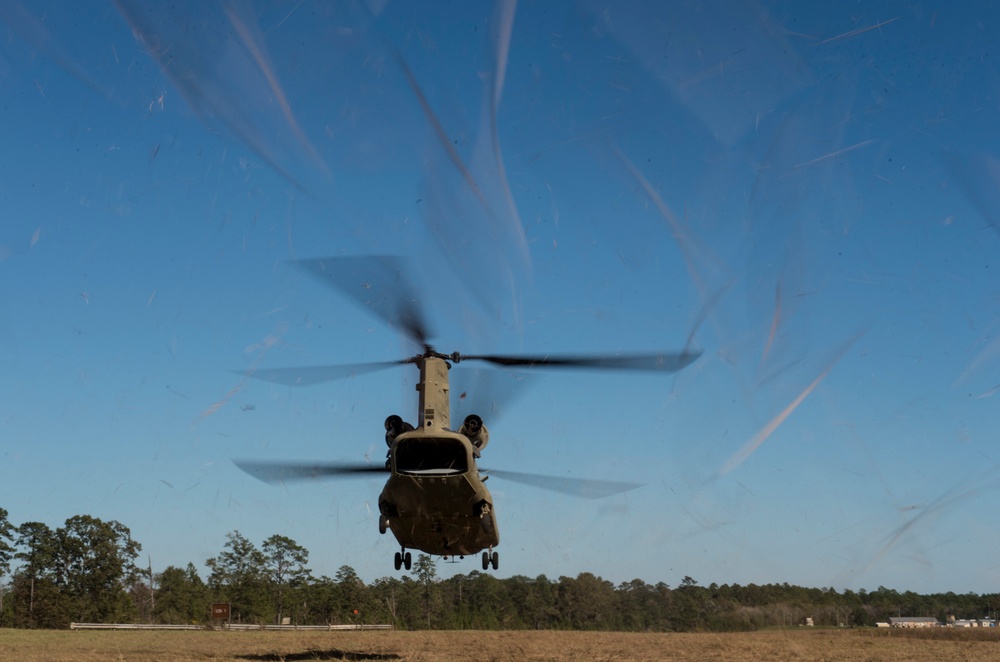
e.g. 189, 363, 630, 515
239, 256, 701, 572
378, 428, 499, 556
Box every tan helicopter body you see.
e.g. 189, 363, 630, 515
378, 356, 500, 571
235, 256, 700, 572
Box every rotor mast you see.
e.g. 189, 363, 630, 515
416, 355, 450, 431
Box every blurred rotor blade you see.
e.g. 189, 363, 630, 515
235, 460, 389, 484
239, 361, 406, 386
294, 256, 432, 346
460, 350, 703, 372
482, 469, 643, 499
115, 1, 324, 192
450, 366, 534, 423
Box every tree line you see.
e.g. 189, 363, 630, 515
1, 507, 997, 630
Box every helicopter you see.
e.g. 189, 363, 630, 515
235, 256, 701, 572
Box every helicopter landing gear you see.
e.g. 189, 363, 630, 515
394, 549, 412, 571
378, 514, 389, 534
481, 549, 498, 571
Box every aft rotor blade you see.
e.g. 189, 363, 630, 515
295, 256, 432, 347
238, 361, 407, 386
481, 469, 643, 499
235, 460, 389, 484
460, 350, 703, 372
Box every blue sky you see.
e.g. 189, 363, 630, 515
2, 0, 999, 594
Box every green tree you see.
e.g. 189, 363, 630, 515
262, 535, 311, 624
556, 573, 616, 630
335, 565, 369, 624
670, 576, 707, 631
52, 515, 142, 623
464, 571, 502, 628
154, 564, 208, 624
618, 579, 661, 630
0, 508, 12, 575
206, 531, 270, 623
412, 554, 438, 627
530, 574, 558, 629
303, 575, 339, 624
12, 521, 61, 627
381, 575, 421, 628
369, 576, 404, 626
0, 508, 14, 626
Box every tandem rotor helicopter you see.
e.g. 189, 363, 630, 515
235, 256, 701, 572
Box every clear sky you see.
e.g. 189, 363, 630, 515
2, 1, 999, 594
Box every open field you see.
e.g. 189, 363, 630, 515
2, 628, 1000, 661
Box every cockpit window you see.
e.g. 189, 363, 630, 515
395, 437, 469, 475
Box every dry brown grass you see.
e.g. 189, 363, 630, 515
1, 628, 999, 661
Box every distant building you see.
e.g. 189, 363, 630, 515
952, 619, 996, 628
889, 617, 940, 628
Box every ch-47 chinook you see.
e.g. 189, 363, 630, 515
235, 256, 701, 572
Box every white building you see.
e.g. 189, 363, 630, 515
888, 617, 940, 628
952, 619, 996, 628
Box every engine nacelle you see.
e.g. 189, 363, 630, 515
384, 414, 414, 447
459, 414, 489, 453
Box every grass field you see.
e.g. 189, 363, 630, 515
2, 627, 999, 661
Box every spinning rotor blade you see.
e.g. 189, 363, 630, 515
235, 459, 389, 484
482, 469, 643, 499
459, 350, 703, 373
450, 366, 534, 423
295, 256, 432, 347
239, 361, 408, 386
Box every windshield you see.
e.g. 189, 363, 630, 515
394, 437, 469, 475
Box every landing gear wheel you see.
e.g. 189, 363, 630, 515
403, 551, 412, 570
394, 552, 402, 571
490, 551, 499, 570
379, 515, 389, 535
482, 551, 490, 570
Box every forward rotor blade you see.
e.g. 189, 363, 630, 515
294, 256, 432, 347
238, 361, 406, 386
235, 460, 389, 484
481, 469, 643, 499
460, 350, 703, 372
450, 366, 535, 423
